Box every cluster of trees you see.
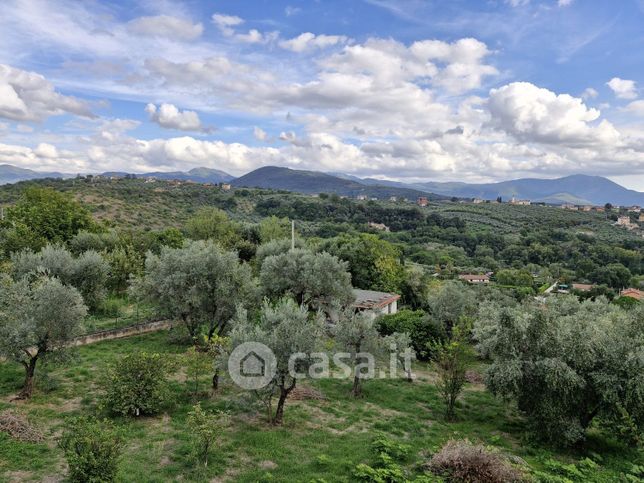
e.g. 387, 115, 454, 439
0, 183, 642, 481
475, 297, 644, 446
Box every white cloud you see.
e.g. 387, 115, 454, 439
0, 64, 95, 122
254, 126, 268, 141
211, 13, 244, 36
505, 0, 530, 6
145, 103, 211, 133
127, 15, 203, 40
488, 82, 619, 145
558, 0, 573, 6
285, 6, 301, 16
279, 33, 348, 52
623, 100, 644, 116
34, 143, 58, 158
211, 12, 274, 44
581, 87, 598, 99
606, 77, 637, 99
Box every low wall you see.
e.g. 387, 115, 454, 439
68, 319, 177, 347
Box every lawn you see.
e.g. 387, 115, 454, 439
0, 330, 641, 482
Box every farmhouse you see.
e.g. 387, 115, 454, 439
352, 289, 400, 317
458, 274, 490, 284
417, 196, 428, 207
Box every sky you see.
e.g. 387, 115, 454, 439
1, 0, 644, 190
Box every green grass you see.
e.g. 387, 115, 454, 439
0, 331, 641, 482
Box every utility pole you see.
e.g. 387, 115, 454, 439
291, 220, 295, 250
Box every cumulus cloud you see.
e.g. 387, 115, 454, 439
607, 77, 637, 99
279, 33, 348, 52
488, 82, 619, 145
127, 15, 203, 40
0, 64, 95, 122
145, 103, 211, 133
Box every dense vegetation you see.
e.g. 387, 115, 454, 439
0, 178, 642, 482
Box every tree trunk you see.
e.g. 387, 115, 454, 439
212, 369, 219, 390
351, 374, 362, 397
273, 380, 296, 425
18, 356, 38, 399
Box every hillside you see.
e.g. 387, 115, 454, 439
232, 166, 444, 200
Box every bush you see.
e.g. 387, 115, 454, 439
353, 435, 410, 482
427, 439, 524, 482
377, 310, 446, 360
59, 416, 123, 483
187, 403, 230, 466
101, 352, 174, 416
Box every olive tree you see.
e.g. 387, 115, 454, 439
229, 299, 324, 424
11, 245, 109, 311
474, 297, 644, 446
335, 311, 382, 397
260, 248, 354, 315
133, 240, 255, 340
0, 275, 87, 398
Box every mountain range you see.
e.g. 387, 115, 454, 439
231, 166, 444, 200
1, 164, 643, 206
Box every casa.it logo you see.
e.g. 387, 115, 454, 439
227, 342, 277, 390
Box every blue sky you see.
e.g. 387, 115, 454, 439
1, 0, 644, 189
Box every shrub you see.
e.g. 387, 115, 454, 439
59, 416, 123, 483
187, 403, 230, 466
353, 435, 410, 483
101, 352, 173, 416
427, 439, 524, 483
377, 309, 446, 360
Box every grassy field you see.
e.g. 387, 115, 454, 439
1, 330, 641, 482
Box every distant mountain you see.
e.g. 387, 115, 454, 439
102, 167, 234, 184
232, 166, 444, 200
0, 164, 72, 185
410, 175, 644, 206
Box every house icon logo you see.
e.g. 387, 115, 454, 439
228, 342, 276, 389
240, 350, 266, 377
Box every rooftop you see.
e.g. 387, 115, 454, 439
352, 289, 400, 310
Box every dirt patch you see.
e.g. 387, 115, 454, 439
259, 460, 277, 470
465, 370, 484, 384
288, 386, 325, 401
4, 471, 34, 483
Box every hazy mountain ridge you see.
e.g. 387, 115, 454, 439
232, 166, 446, 200
0, 164, 73, 185
1, 163, 642, 205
